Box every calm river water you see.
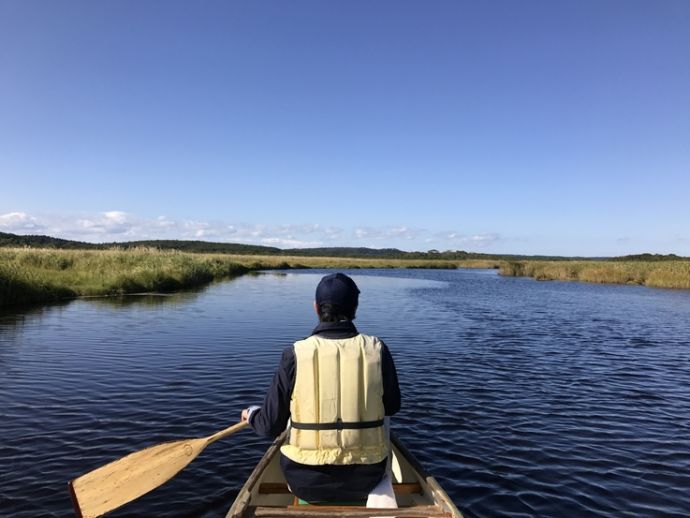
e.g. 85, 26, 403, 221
1, 269, 690, 517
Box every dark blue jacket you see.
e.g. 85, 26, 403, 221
248, 320, 401, 502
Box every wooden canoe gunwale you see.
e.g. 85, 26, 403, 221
227, 431, 462, 518
228, 432, 287, 518
390, 433, 461, 517
253, 506, 452, 517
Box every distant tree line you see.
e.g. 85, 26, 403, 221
613, 253, 686, 262
0, 232, 99, 249
1, 231, 685, 261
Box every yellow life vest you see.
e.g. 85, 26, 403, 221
280, 333, 388, 466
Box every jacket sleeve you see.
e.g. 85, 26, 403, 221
249, 346, 295, 438
380, 341, 401, 416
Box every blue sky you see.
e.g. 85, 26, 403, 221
2, 1, 689, 256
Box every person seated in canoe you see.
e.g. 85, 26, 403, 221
241, 272, 401, 504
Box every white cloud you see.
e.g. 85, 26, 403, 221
354, 228, 372, 239
432, 231, 502, 249
104, 211, 128, 223
0, 212, 45, 232
0, 210, 505, 252
156, 216, 176, 228
261, 237, 324, 248
73, 211, 136, 236
469, 234, 500, 247
388, 226, 422, 240
322, 226, 344, 239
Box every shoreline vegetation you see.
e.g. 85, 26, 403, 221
2, 243, 690, 308
0, 247, 500, 307
500, 260, 690, 290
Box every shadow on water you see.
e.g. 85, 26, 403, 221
0, 293, 202, 336
0, 273, 260, 325
246, 270, 289, 278
0, 301, 73, 334
88, 290, 207, 309
0, 271, 260, 321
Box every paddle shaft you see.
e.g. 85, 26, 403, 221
207, 420, 249, 444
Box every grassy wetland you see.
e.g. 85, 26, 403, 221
3, 247, 690, 308
500, 260, 690, 290
0, 247, 498, 307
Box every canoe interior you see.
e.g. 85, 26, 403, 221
227, 433, 462, 517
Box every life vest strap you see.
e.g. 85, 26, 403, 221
291, 418, 384, 431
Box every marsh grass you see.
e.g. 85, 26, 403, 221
500, 260, 690, 290
0, 248, 247, 306
0, 248, 500, 307
5, 248, 689, 307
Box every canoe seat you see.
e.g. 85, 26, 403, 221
294, 497, 367, 506
252, 505, 453, 516
258, 482, 423, 496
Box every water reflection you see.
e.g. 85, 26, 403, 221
247, 270, 289, 278
0, 302, 73, 346
2, 269, 690, 518
88, 290, 206, 308
0, 279, 226, 327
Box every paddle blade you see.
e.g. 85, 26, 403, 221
69, 436, 207, 518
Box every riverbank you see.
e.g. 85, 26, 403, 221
500, 260, 690, 290
4, 248, 690, 308
0, 248, 499, 307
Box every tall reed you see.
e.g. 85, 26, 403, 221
0, 248, 499, 307
0, 248, 247, 306
500, 260, 690, 290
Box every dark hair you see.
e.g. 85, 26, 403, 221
317, 303, 356, 322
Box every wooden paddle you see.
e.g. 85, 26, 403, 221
69, 421, 249, 518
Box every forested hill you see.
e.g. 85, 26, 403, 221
613, 253, 686, 261
109, 239, 282, 255
0, 232, 280, 255
0, 231, 554, 260
0, 232, 99, 250
2, 231, 685, 261
1, 232, 402, 256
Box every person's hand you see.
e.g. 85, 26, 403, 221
241, 405, 260, 424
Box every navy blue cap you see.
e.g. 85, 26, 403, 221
315, 273, 360, 309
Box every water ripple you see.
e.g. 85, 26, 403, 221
2, 270, 690, 516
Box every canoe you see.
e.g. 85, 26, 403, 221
226, 432, 463, 518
